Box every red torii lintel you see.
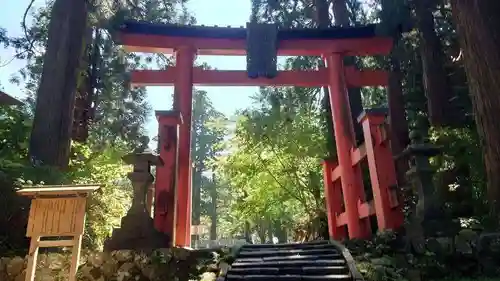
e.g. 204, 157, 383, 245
129, 67, 388, 88
118, 33, 392, 57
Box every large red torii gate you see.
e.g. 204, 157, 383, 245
115, 21, 403, 247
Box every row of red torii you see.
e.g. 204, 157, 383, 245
116, 21, 403, 247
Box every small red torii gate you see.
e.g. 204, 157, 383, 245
116, 21, 403, 246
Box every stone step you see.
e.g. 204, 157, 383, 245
226, 274, 352, 281
229, 266, 350, 275
225, 241, 354, 281
236, 254, 343, 263
238, 248, 340, 257
240, 243, 339, 252
240, 241, 329, 250
231, 259, 346, 268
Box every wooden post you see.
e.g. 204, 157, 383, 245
322, 159, 347, 240
17, 185, 100, 281
325, 53, 369, 239
174, 46, 196, 247
155, 110, 183, 242
359, 109, 403, 230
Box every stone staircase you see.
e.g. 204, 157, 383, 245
223, 240, 363, 281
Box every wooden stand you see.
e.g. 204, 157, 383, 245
17, 185, 100, 281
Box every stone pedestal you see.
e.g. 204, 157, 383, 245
104, 137, 170, 252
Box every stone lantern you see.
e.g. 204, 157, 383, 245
403, 130, 441, 223
104, 136, 170, 251
401, 129, 459, 254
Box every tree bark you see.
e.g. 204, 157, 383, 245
414, 0, 456, 127
330, 0, 364, 144
316, 0, 364, 157
244, 221, 251, 243
29, 0, 88, 168
387, 53, 410, 185
450, 0, 500, 217
209, 171, 217, 241
314, 0, 336, 155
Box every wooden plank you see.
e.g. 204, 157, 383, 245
357, 200, 376, 218
336, 212, 348, 227
119, 33, 393, 56
129, 67, 388, 88
344, 67, 388, 87
26, 197, 87, 237
131, 69, 328, 87
25, 236, 40, 281
331, 166, 341, 181
351, 144, 367, 166
17, 185, 101, 197
156, 110, 184, 124
69, 235, 83, 281
0, 90, 23, 106
39, 240, 75, 248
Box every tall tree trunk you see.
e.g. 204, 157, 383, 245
314, 0, 336, 156
274, 220, 287, 242
450, 0, 500, 218
192, 167, 202, 243
379, 0, 411, 184
387, 52, 410, 185
209, 171, 217, 241
414, 0, 456, 127
258, 219, 266, 243
29, 0, 88, 168
316, 0, 364, 155
244, 221, 251, 243
267, 219, 273, 243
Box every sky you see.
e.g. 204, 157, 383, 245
0, 0, 257, 140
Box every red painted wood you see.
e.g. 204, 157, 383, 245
154, 112, 182, 243
325, 53, 370, 239
117, 26, 401, 241
174, 47, 196, 247
322, 160, 348, 240
360, 113, 404, 230
120, 34, 393, 57
129, 67, 388, 88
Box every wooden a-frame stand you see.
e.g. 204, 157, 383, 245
17, 185, 100, 281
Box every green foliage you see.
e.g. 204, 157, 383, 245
68, 143, 132, 249
0, 105, 132, 252
190, 90, 227, 238
0, 0, 195, 254
8, 0, 194, 149
215, 86, 327, 240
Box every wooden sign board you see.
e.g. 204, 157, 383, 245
17, 184, 101, 281
27, 197, 87, 237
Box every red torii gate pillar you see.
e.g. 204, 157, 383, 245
359, 110, 404, 230
173, 46, 196, 247
325, 53, 371, 239
155, 110, 182, 244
